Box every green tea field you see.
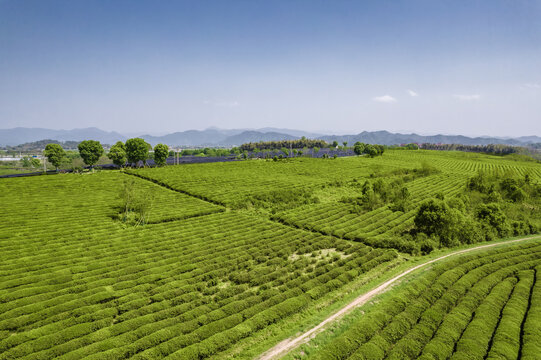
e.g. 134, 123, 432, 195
1, 149, 540, 359
290, 239, 541, 360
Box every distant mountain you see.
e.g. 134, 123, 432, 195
141, 129, 231, 147
1, 127, 540, 148
0, 127, 125, 146
141, 129, 299, 146
256, 128, 323, 139
516, 135, 541, 143
319, 131, 534, 147
221, 131, 298, 146
4, 139, 81, 151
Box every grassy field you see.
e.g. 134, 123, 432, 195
0, 149, 540, 359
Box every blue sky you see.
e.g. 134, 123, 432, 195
1, 0, 540, 136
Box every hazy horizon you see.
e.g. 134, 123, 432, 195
2, 125, 540, 140
1, 1, 540, 137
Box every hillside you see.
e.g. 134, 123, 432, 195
0, 150, 540, 359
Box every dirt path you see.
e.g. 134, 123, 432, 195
258, 235, 541, 360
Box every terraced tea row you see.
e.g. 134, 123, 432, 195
0, 173, 398, 359
302, 240, 541, 360
1, 149, 539, 359
129, 151, 540, 252
273, 173, 466, 245
127, 158, 386, 207
0, 172, 222, 228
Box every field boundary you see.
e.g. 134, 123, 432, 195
258, 235, 541, 360
123, 171, 227, 207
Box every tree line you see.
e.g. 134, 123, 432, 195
239, 138, 328, 151
42, 138, 390, 170
44, 138, 170, 170
353, 142, 385, 157
420, 143, 520, 155
239, 139, 386, 158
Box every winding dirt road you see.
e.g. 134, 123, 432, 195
258, 235, 540, 360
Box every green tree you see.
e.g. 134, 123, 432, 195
405, 143, 419, 150
77, 140, 104, 169
153, 143, 169, 166
44, 143, 66, 170
332, 141, 338, 147
354, 143, 365, 155
118, 179, 154, 226
365, 145, 378, 158
343, 141, 348, 148
414, 199, 451, 238
108, 141, 127, 167
125, 138, 150, 166
30, 158, 41, 168
476, 203, 508, 235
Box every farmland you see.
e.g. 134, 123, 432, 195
290, 239, 541, 360
1, 149, 540, 359
130, 150, 541, 252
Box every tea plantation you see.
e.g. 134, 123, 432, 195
295, 239, 541, 360
1, 149, 540, 359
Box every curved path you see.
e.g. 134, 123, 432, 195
258, 235, 540, 360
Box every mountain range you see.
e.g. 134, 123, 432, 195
0, 127, 127, 147
1, 127, 540, 148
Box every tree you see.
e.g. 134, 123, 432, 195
365, 145, 378, 158
476, 203, 507, 235
354, 143, 365, 155
343, 142, 348, 148
414, 199, 451, 238
78, 140, 104, 169
108, 141, 127, 167
44, 143, 66, 170
332, 141, 338, 148
21, 157, 30, 167
404, 143, 419, 150
125, 138, 150, 166
153, 143, 169, 166
118, 178, 154, 226
31, 158, 41, 168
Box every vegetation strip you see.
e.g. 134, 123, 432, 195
518, 269, 537, 359
258, 235, 540, 360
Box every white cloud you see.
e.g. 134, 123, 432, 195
372, 95, 396, 103
407, 89, 418, 97
453, 94, 481, 101
524, 83, 540, 89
